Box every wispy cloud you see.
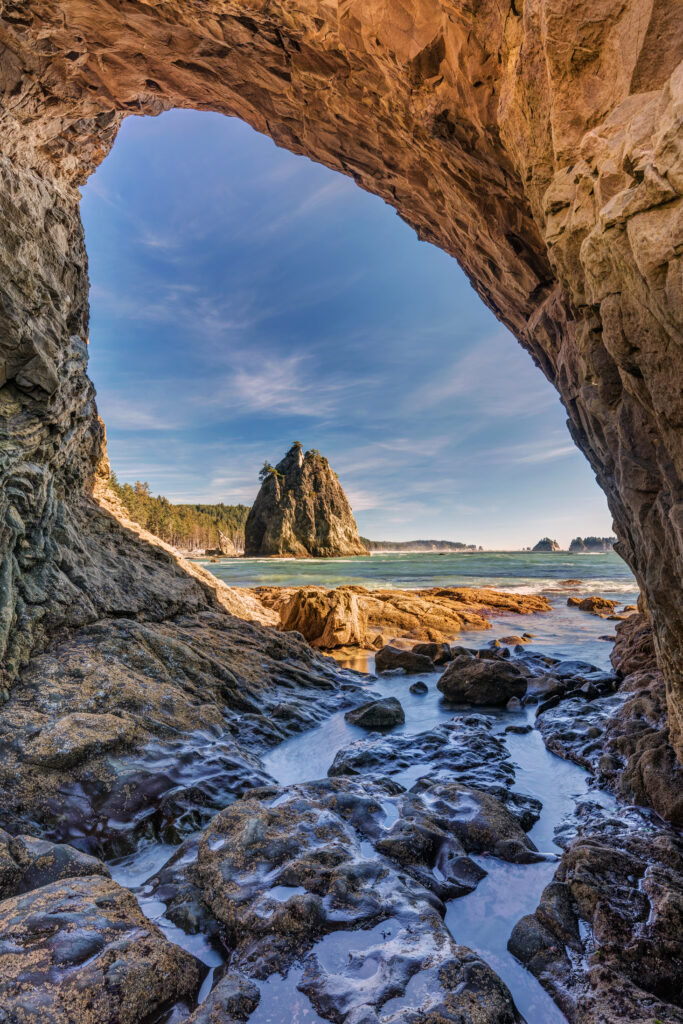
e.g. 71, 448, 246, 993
408, 332, 556, 419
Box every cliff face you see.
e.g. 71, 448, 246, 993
245, 447, 368, 558
0, 1, 681, 756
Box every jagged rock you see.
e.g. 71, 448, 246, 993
244, 445, 368, 558
259, 585, 552, 650
375, 645, 435, 674
0, 829, 110, 899
567, 596, 619, 615
438, 657, 527, 705
509, 819, 683, 1024
0, 875, 202, 1023
345, 697, 406, 729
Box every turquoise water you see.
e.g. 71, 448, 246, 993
198, 549, 636, 595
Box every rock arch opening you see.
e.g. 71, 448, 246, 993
82, 107, 613, 553
0, 2, 680, 756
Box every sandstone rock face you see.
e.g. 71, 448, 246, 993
567, 595, 618, 614
245, 445, 368, 558
0, 3, 680, 754
257, 584, 551, 648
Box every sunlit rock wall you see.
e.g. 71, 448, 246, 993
0, 1, 680, 753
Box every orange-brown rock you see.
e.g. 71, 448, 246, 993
567, 595, 619, 614
255, 585, 551, 649
0, 2, 680, 760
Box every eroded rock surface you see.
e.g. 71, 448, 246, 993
0, 611, 363, 854
153, 774, 529, 1020
0, 875, 202, 1023
536, 614, 683, 824
245, 445, 368, 558
509, 816, 683, 1024
256, 585, 551, 649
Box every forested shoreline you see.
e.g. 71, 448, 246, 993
109, 475, 249, 552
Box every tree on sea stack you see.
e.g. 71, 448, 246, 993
245, 444, 369, 558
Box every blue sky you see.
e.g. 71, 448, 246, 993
81, 109, 613, 549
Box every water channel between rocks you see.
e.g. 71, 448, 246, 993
108, 617, 621, 1024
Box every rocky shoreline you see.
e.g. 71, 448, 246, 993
0, 593, 680, 1023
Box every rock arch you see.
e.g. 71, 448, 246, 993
0, 2, 681, 753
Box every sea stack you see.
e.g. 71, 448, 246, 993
532, 537, 561, 552
244, 444, 369, 558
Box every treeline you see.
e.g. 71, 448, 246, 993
360, 538, 478, 552
109, 475, 249, 552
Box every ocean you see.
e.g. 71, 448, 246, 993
200, 550, 638, 671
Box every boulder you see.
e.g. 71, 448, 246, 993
412, 641, 453, 664
0, 829, 110, 899
437, 656, 527, 705
409, 681, 429, 695
188, 972, 260, 1023
280, 586, 368, 648
567, 595, 618, 614
375, 645, 434, 674
345, 697, 405, 729
0, 876, 201, 1023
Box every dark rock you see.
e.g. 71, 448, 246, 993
327, 718, 542, 832
375, 645, 435, 674
413, 641, 453, 664
410, 680, 429, 695
438, 656, 527, 705
416, 781, 542, 863
509, 817, 683, 1024
188, 972, 260, 1023
345, 697, 405, 729
0, 876, 201, 1023
0, 830, 110, 899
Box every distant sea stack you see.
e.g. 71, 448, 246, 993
569, 536, 616, 552
244, 444, 369, 558
533, 537, 561, 552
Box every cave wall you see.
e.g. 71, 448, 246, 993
0, 1, 681, 751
